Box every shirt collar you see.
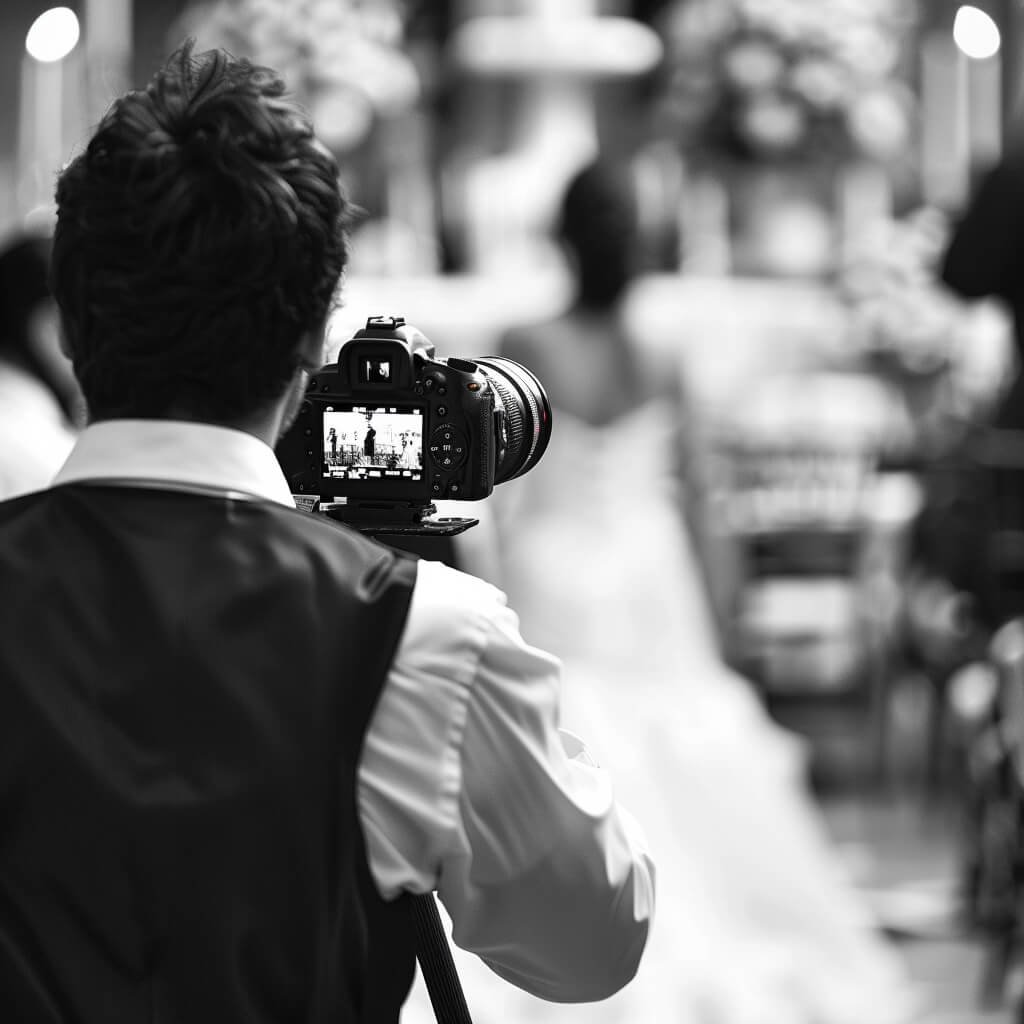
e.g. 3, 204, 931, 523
53, 419, 296, 507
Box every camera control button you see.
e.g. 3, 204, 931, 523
438, 387, 447, 396
436, 405, 447, 416
428, 425, 468, 469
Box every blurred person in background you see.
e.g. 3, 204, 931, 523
406, 159, 920, 1024
890, 139, 1024, 690
0, 232, 82, 499
922, 135, 1024, 636
941, 133, 1024, 436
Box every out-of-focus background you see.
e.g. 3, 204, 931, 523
9, 1, 1024, 1021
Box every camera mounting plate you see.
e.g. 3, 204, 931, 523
292, 496, 478, 537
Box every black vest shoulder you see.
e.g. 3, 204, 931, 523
0, 483, 418, 1023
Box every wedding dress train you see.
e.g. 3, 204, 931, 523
402, 399, 918, 1024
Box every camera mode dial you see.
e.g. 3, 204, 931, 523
429, 424, 468, 470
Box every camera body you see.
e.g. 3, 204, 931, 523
277, 317, 506, 511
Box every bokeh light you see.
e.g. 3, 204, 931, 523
25, 7, 81, 63
952, 5, 1001, 60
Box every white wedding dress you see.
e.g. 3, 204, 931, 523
403, 399, 919, 1024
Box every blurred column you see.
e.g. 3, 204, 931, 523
996, 0, 1024, 128
921, 7, 1003, 210
83, 0, 133, 125
17, 7, 83, 218
970, 44, 1003, 169
920, 31, 968, 208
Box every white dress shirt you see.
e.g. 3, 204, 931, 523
52, 419, 655, 1004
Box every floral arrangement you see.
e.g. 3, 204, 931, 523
171, 0, 420, 151
840, 206, 957, 376
840, 207, 1014, 447
656, 0, 915, 165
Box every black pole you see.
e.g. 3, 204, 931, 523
410, 893, 474, 1024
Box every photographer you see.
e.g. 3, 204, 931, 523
0, 43, 654, 1022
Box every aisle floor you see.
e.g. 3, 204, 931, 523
821, 794, 1016, 1024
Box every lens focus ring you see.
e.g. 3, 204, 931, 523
474, 356, 552, 484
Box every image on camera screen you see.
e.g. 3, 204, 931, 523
322, 406, 424, 481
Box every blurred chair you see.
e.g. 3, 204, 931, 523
905, 426, 1024, 799
943, 431, 1024, 1017
719, 373, 900, 787
970, 429, 1024, 627
900, 569, 988, 800
962, 617, 1024, 1015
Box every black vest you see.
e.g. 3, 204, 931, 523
0, 483, 419, 1023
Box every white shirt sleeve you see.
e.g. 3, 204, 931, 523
357, 558, 655, 1004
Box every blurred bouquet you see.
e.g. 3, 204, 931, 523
656, 0, 915, 165
173, 0, 420, 151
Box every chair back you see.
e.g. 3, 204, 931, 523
989, 617, 1024, 791
968, 428, 1024, 626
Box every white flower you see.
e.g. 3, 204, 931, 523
738, 94, 806, 151
836, 24, 900, 77
662, 0, 735, 54
722, 39, 786, 91
848, 87, 910, 159
789, 57, 848, 109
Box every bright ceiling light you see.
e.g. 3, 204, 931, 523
25, 7, 81, 63
953, 5, 1001, 60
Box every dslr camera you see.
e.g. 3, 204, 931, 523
276, 316, 551, 535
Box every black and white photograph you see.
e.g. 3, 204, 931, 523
1, 2, 1024, 1022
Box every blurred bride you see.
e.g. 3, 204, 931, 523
403, 160, 918, 1024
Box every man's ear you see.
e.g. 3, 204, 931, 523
297, 320, 328, 372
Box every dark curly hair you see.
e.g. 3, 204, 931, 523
51, 41, 351, 422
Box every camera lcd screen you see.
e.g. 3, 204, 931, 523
322, 405, 424, 481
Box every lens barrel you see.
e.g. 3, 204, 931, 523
473, 357, 552, 484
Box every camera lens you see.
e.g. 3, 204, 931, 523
473, 357, 552, 484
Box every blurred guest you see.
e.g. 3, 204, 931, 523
905, 141, 1024, 634
942, 135, 1024, 431
0, 233, 81, 499
408, 159, 919, 1024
